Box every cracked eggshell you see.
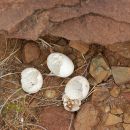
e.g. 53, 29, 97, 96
65, 76, 90, 100
47, 52, 74, 77
62, 94, 81, 112
21, 68, 43, 94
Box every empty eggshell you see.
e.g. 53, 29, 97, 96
65, 76, 90, 100
47, 52, 74, 77
21, 68, 43, 94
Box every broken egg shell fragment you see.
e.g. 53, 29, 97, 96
21, 68, 43, 94
47, 52, 74, 77
65, 76, 90, 100
62, 94, 81, 112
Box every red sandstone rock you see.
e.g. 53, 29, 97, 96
39, 106, 74, 130
1, 0, 130, 45
74, 102, 99, 130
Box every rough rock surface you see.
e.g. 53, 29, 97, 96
39, 106, 74, 130
104, 113, 122, 126
110, 85, 121, 98
22, 42, 41, 63
112, 67, 130, 84
108, 42, 130, 59
1, 0, 130, 45
89, 54, 111, 83
69, 40, 89, 54
74, 102, 99, 130
123, 123, 130, 130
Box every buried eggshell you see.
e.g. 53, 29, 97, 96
65, 76, 90, 100
21, 68, 43, 94
47, 52, 74, 77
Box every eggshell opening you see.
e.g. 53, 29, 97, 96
65, 76, 90, 100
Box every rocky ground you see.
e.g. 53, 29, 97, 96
0, 34, 130, 130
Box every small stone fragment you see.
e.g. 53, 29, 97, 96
105, 113, 122, 126
22, 42, 41, 63
112, 67, 130, 84
44, 89, 57, 99
89, 55, 111, 83
74, 102, 99, 130
111, 105, 123, 115
123, 123, 130, 130
69, 40, 89, 54
110, 85, 121, 97
108, 42, 130, 59
124, 113, 130, 123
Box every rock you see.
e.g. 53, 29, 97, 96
51, 15, 130, 45
97, 125, 123, 130
109, 125, 124, 130
112, 67, 130, 84
39, 106, 74, 130
22, 42, 41, 63
1, 1, 130, 45
44, 89, 57, 99
88, 76, 98, 86
124, 113, 130, 123
92, 87, 110, 104
108, 42, 130, 59
69, 40, 89, 54
110, 85, 121, 97
74, 103, 99, 130
104, 113, 122, 126
111, 105, 123, 115
123, 123, 130, 130
121, 92, 130, 101
104, 49, 119, 66
89, 55, 111, 83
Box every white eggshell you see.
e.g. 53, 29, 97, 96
65, 76, 90, 100
21, 68, 43, 94
47, 52, 74, 77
